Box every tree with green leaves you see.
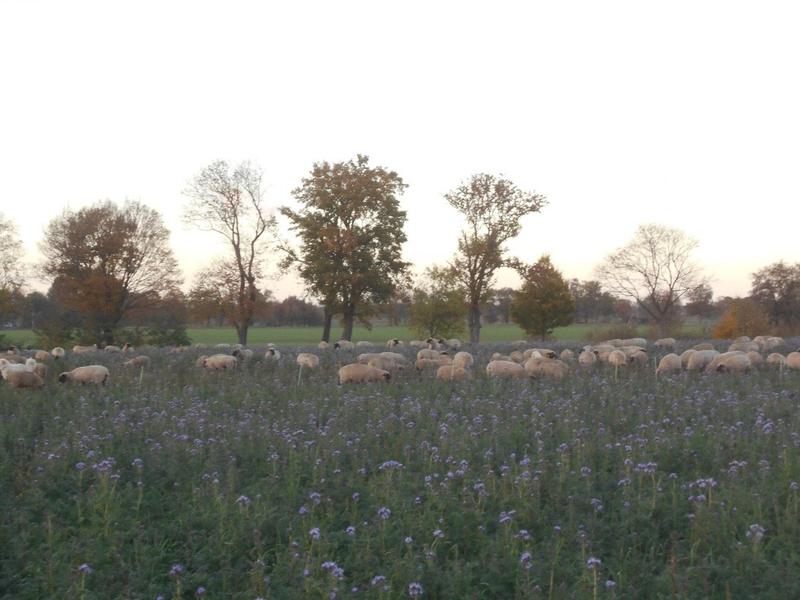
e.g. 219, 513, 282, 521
281, 155, 410, 341
183, 160, 276, 345
511, 255, 574, 339
750, 261, 800, 327
408, 266, 467, 339
446, 173, 546, 343
0, 212, 24, 323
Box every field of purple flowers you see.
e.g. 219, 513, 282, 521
2, 341, 800, 599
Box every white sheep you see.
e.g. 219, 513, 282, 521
264, 348, 282, 361
296, 353, 320, 369
524, 356, 569, 381
357, 352, 380, 364
338, 363, 391, 384
355, 341, 374, 348
728, 341, 760, 353
33, 349, 50, 362
417, 348, 446, 360
746, 351, 764, 367
787, 352, 800, 370
486, 360, 526, 379
104, 345, 121, 353
560, 349, 575, 362
368, 355, 405, 372
318, 341, 330, 350
123, 356, 151, 368
409, 340, 427, 348
707, 352, 751, 374
334, 340, 355, 351
58, 365, 110, 386
490, 352, 513, 362
444, 338, 462, 351
692, 342, 715, 351
656, 353, 682, 375
435, 365, 472, 381
680, 349, 697, 369
232, 348, 254, 361
4, 369, 43, 389
415, 356, 452, 370
523, 348, 557, 360
766, 353, 786, 367
654, 338, 676, 350
686, 350, 719, 371
201, 354, 239, 371
452, 351, 474, 369
578, 350, 597, 367
215, 343, 232, 349
385, 338, 403, 349
379, 351, 408, 364
25, 358, 48, 379
72, 344, 97, 355
51, 347, 66, 359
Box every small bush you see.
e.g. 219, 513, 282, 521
713, 298, 771, 339
585, 323, 639, 342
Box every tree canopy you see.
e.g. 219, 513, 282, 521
408, 266, 467, 339
446, 173, 546, 343
511, 255, 574, 339
40, 200, 181, 344
281, 155, 410, 341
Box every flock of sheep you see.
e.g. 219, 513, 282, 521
1, 334, 799, 391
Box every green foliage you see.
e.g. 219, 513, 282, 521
445, 173, 546, 343
511, 255, 574, 339
408, 266, 467, 338
282, 155, 410, 340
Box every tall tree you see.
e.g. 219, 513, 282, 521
684, 283, 715, 320
0, 213, 25, 321
183, 160, 276, 345
408, 266, 467, 339
511, 255, 574, 339
281, 155, 410, 341
446, 173, 546, 343
41, 200, 181, 344
750, 261, 800, 327
596, 224, 705, 334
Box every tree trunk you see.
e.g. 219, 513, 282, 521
342, 303, 356, 341
321, 308, 333, 343
236, 321, 248, 346
468, 304, 481, 344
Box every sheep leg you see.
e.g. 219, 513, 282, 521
297, 364, 303, 387
138, 366, 144, 386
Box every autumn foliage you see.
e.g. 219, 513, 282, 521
712, 298, 771, 339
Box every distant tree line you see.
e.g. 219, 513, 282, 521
1, 160, 798, 346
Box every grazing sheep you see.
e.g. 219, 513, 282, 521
58, 365, 110, 386
627, 349, 649, 366
409, 340, 427, 348
578, 350, 597, 367
560, 349, 575, 362
692, 342, 715, 351
104, 345, 121, 353
523, 348, 557, 360
25, 358, 48, 379
334, 340, 355, 351
686, 350, 719, 371
608, 350, 628, 368
318, 341, 330, 350
33, 349, 50, 362
264, 348, 281, 361
415, 356, 452, 370
417, 348, 446, 360
201, 354, 239, 371
122, 343, 133, 353
524, 357, 569, 381
621, 338, 647, 348
509, 350, 525, 363
435, 365, 472, 381
296, 353, 320, 369
734, 336, 751, 344
656, 353, 682, 375
452, 351, 474, 369
355, 341, 374, 348
338, 363, 391, 384
1, 354, 26, 364
386, 338, 403, 349
746, 351, 764, 367
444, 338, 462, 351
708, 352, 752, 374
426, 338, 446, 350
123, 356, 151, 368
4, 370, 43, 389
232, 348, 254, 361
654, 338, 676, 350
486, 360, 526, 379
169, 346, 189, 354
0, 359, 27, 379
490, 352, 513, 362
786, 352, 800, 370
368, 356, 405, 372
511, 340, 529, 348
758, 336, 785, 352
51, 347, 66, 359
357, 353, 381, 365
766, 353, 786, 367
72, 344, 97, 355
680, 349, 697, 369
195, 355, 208, 367
214, 343, 232, 349
379, 351, 408, 364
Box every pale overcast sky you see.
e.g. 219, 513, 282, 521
1, 1, 798, 299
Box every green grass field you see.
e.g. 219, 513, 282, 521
0, 321, 713, 347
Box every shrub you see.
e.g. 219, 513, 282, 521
713, 298, 771, 339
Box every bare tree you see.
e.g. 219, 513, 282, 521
596, 224, 705, 333
446, 173, 547, 343
0, 212, 23, 291
183, 160, 276, 345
